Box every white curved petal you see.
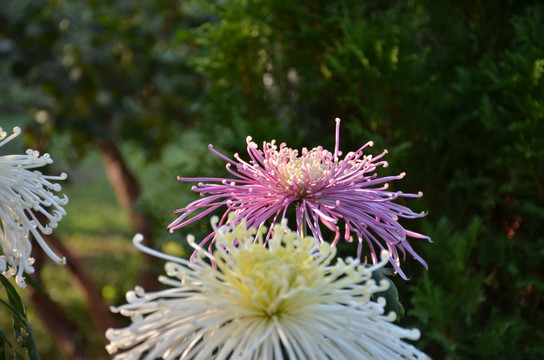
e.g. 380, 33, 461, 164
0, 127, 68, 288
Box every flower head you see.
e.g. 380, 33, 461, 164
0, 127, 68, 288
168, 118, 430, 278
106, 220, 429, 359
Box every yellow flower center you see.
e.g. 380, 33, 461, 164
215, 226, 326, 320
272, 147, 332, 196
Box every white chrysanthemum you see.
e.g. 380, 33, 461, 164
0, 127, 68, 288
106, 219, 429, 360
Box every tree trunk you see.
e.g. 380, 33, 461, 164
28, 214, 119, 356
29, 289, 90, 360
96, 139, 157, 290
29, 247, 90, 360
41, 230, 119, 334
24, 136, 119, 359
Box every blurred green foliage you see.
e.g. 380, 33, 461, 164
1, 0, 543, 359
1, 0, 196, 159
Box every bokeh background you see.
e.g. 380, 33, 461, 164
1, 0, 543, 359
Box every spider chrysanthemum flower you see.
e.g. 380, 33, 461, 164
106, 220, 429, 360
168, 118, 430, 278
0, 127, 68, 288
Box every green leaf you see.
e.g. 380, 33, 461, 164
0, 327, 23, 360
22, 275, 46, 297
372, 269, 405, 319
0, 276, 27, 342
0, 276, 25, 317
0, 276, 41, 360
21, 324, 39, 360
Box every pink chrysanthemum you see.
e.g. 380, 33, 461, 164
168, 119, 430, 278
